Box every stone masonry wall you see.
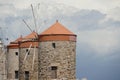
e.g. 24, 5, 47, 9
7, 49, 19, 80
38, 41, 76, 80
19, 47, 38, 80
0, 48, 7, 80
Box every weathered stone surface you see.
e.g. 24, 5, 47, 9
7, 40, 76, 80
7, 48, 19, 80
19, 47, 38, 80
38, 41, 76, 80
0, 48, 7, 80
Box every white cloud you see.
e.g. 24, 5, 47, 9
1, 0, 120, 12
0, 4, 17, 18
107, 7, 120, 21
78, 29, 120, 55
48, 0, 120, 22
52, 0, 120, 13
1, 0, 120, 22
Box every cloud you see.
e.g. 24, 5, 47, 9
58, 10, 120, 55
0, 4, 16, 18
63, 10, 106, 31
51, 0, 120, 13
107, 7, 120, 21
78, 29, 119, 54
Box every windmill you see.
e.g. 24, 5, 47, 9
21, 3, 48, 63
21, 4, 39, 64
18, 4, 44, 80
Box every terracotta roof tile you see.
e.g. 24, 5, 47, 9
7, 43, 19, 49
8, 35, 23, 45
7, 31, 38, 48
15, 35, 23, 42
41, 21, 75, 35
24, 31, 38, 39
20, 41, 38, 48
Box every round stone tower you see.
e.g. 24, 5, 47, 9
38, 21, 77, 80
19, 31, 39, 80
7, 36, 22, 80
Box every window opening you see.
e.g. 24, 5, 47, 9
25, 71, 29, 80
15, 71, 19, 79
15, 52, 18, 56
26, 49, 30, 55
51, 66, 57, 79
52, 43, 56, 48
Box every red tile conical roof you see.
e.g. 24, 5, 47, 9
41, 21, 75, 35
7, 31, 38, 49
15, 35, 23, 42
24, 31, 38, 39
39, 21, 76, 41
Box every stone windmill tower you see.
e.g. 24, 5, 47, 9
19, 31, 39, 80
7, 31, 39, 80
38, 21, 77, 80
7, 35, 22, 80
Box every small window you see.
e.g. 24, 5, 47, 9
51, 66, 57, 79
51, 66, 57, 70
26, 49, 28, 52
15, 52, 18, 56
25, 71, 29, 80
26, 49, 30, 55
52, 43, 56, 48
15, 71, 19, 79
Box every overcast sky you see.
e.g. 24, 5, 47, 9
0, 0, 120, 80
